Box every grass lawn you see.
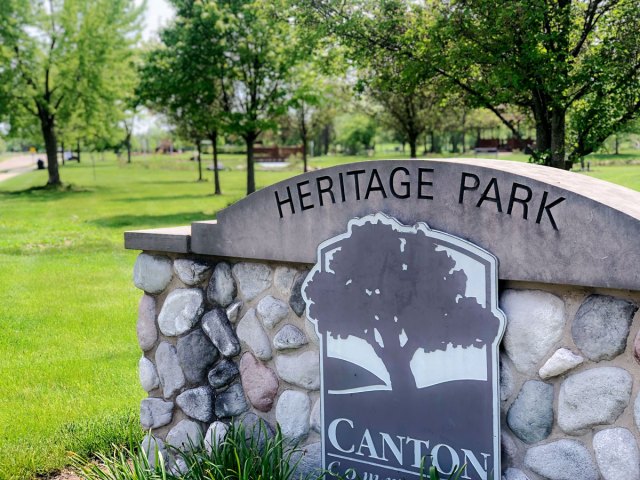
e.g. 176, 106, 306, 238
0, 150, 638, 479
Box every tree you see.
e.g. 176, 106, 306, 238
300, 0, 640, 169
0, 0, 142, 186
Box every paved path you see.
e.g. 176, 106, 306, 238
0, 154, 39, 183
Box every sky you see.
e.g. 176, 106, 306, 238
140, 0, 175, 41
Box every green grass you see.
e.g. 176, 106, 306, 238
0, 149, 638, 479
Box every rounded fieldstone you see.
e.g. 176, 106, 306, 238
232, 262, 272, 301
226, 300, 243, 323
593, 427, 640, 480
274, 324, 308, 350
524, 439, 598, 480
635, 393, 640, 432
290, 442, 321, 479
208, 359, 240, 389
174, 259, 211, 286
140, 398, 174, 429
500, 355, 515, 403
310, 399, 321, 433
207, 262, 236, 307
205, 421, 229, 454
634, 330, 640, 364
202, 308, 240, 358
215, 383, 248, 418
289, 275, 306, 317
501, 289, 565, 375
558, 366, 632, 435
240, 352, 279, 412
503, 468, 530, 480
141, 434, 167, 469
501, 431, 518, 465
177, 329, 219, 384
507, 380, 554, 444
155, 342, 186, 398
166, 419, 203, 450
274, 266, 298, 296
276, 351, 320, 390
572, 294, 638, 362
235, 412, 275, 449
133, 253, 173, 294
237, 309, 272, 360
139, 356, 159, 392
157, 288, 205, 337
176, 386, 214, 422
276, 390, 310, 442
256, 295, 289, 329
539, 348, 584, 379
137, 295, 157, 351
304, 317, 320, 345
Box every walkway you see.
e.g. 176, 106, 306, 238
0, 154, 38, 183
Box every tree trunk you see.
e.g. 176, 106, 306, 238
196, 139, 202, 181
210, 131, 221, 195
302, 136, 309, 173
408, 134, 418, 158
245, 133, 257, 195
76, 140, 81, 163
550, 111, 566, 168
615, 135, 620, 155
61, 141, 65, 166
126, 133, 132, 164
40, 114, 60, 186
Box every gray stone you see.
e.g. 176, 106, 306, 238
137, 295, 158, 351
234, 412, 275, 448
593, 428, 640, 480
290, 442, 321, 479
133, 253, 173, 294
524, 439, 598, 480
174, 259, 211, 286
237, 309, 272, 360
177, 329, 219, 383
274, 266, 298, 296
232, 262, 272, 301
226, 300, 243, 323
202, 308, 240, 358
304, 316, 320, 345
169, 458, 188, 476
503, 468, 530, 480
500, 355, 515, 403
507, 380, 554, 444
276, 390, 310, 442
157, 288, 205, 337
215, 383, 249, 418
635, 393, 640, 432
539, 348, 584, 379
140, 398, 173, 429
166, 419, 203, 450
155, 342, 186, 398
139, 356, 159, 392
501, 290, 566, 374
572, 294, 638, 362
205, 421, 229, 454
141, 434, 167, 469
176, 386, 214, 422
208, 359, 240, 389
256, 295, 289, 329
274, 324, 308, 350
289, 275, 306, 317
558, 366, 632, 434
501, 431, 518, 465
207, 262, 236, 307
240, 353, 279, 412
276, 351, 320, 390
310, 399, 321, 433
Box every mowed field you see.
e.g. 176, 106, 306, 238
0, 150, 638, 479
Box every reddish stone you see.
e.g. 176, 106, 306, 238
240, 352, 279, 412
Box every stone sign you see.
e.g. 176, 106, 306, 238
302, 213, 505, 479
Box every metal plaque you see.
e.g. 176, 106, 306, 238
302, 213, 506, 480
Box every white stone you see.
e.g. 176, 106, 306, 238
174, 259, 211, 286
558, 366, 632, 434
501, 289, 565, 375
237, 309, 272, 360
205, 421, 229, 454
140, 398, 173, 429
304, 316, 320, 345
501, 431, 518, 465
310, 399, 321, 433
176, 387, 214, 422
256, 295, 289, 329
500, 354, 515, 403
226, 300, 243, 323
155, 342, 185, 398
273, 324, 308, 350
539, 348, 584, 379
141, 434, 166, 469
276, 390, 310, 442
635, 393, 640, 432
157, 288, 204, 336
133, 253, 173, 294
166, 419, 203, 451
274, 266, 298, 296
503, 468, 530, 480
139, 356, 159, 392
137, 295, 157, 351
524, 439, 598, 480
275, 351, 320, 390
207, 262, 236, 307
232, 262, 272, 301
593, 428, 640, 480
